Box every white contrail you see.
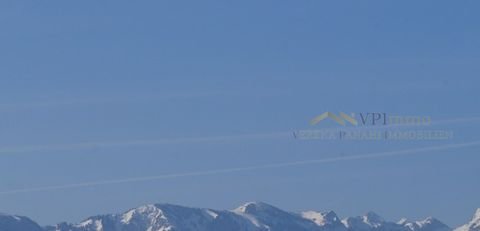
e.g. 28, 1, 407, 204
1, 140, 479, 195
0, 116, 479, 156
0, 132, 290, 155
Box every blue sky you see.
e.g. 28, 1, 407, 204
1, 0, 480, 227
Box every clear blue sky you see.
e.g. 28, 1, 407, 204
1, 0, 480, 227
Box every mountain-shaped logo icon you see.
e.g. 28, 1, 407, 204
310, 112, 358, 126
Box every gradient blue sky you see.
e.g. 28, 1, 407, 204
1, 0, 480, 227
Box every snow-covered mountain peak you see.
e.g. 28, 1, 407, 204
363, 211, 385, 226
474, 209, 480, 221
0, 213, 44, 231
121, 204, 165, 224
343, 212, 412, 231
418, 217, 441, 226
455, 209, 480, 231
301, 211, 340, 226
301, 210, 347, 231
0, 213, 21, 221
301, 210, 340, 226
467, 209, 480, 229
235, 202, 326, 231
2, 202, 478, 231
324, 211, 341, 222
396, 216, 450, 231
416, 217, 450, 231
234, 201, 279, 214
398, 218, 410, 225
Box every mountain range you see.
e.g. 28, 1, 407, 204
1, 202, 479, 231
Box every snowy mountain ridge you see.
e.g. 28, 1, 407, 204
1, 202, 478, 231
454, 209, 480, 231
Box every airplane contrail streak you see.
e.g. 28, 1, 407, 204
1, 140, 479, 195
0, 132, 290, 155
1, 116, 480, 156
